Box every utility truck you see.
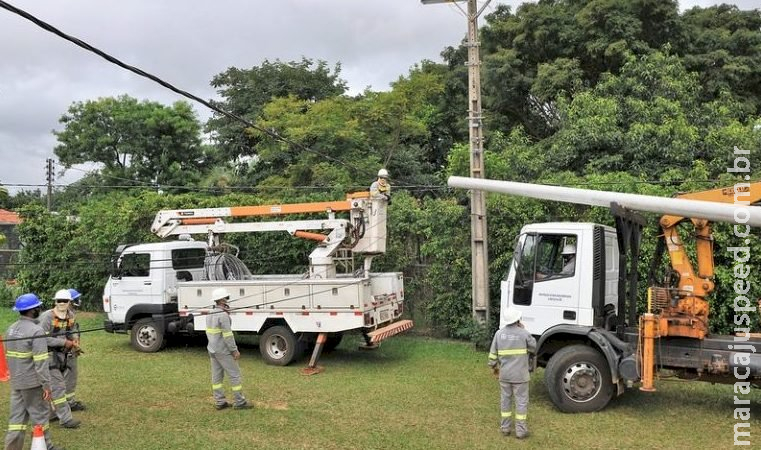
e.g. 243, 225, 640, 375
103, 192, 412, 369
449, 176, 761, 412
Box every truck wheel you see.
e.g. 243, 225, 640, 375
130, 318, 165, 353
260, 326, 301, 366
545, 344, 614, 413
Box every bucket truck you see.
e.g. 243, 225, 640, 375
102, 192, 412, 370
448, 176, 761, 412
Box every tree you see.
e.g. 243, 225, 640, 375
241, 66, 447, 191
0, 183, 7, 209
54, 96, 206, 190
473, 0, 705, 139
206, 58, 347, 165
678, 4, 761, 116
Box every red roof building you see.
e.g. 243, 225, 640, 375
0, 209, 20, 225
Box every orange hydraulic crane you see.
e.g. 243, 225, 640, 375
655, 182, 761, 339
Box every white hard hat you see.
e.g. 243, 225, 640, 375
562, 243, 576, 255
504, 307, 522, 325
210, 288, 230, 303
54, 289, 72, 301
377, 168, 389, 178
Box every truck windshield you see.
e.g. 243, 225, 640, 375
172, 248, 206, 270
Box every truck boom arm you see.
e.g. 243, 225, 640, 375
151, 193, 369, 238
655, 182, 761, 338
150, 192, 388, 279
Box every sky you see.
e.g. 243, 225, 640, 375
0, 0, 757, 195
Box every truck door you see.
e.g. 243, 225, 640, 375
108, 251, 157, 323
507, 233, 580, 334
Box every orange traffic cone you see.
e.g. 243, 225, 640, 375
30, 424, 46, 450
0, 338, 9, 382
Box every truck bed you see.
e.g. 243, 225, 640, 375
176, 272, 404, 334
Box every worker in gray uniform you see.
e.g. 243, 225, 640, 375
488, 307, 536, 439
370, 168, 391, 201
39, 289, 81, 429
206, 288, 250, 410
64, 288, 85, 412
4, 293, 64, 450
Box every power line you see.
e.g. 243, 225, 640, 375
3, 178, 759, 192
0, 0, 371, 178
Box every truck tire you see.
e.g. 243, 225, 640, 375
130, 318, 166, 353
260, 326, 301, 366
544, 344, 614, 413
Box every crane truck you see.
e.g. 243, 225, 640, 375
102, 192, 412, 370
448, 176, 761, 412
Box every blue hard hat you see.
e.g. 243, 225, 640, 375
68, 288, 82, 306
12, 293, 43, 312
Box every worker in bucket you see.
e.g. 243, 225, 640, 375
39, 289, 81, 429
488, 307, 536, 439
64, 288, 85, 412
206, 288, 250, 410
370, 168, 391, 201
4, 293, 64, 450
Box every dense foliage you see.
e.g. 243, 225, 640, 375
6, 1, 761, 338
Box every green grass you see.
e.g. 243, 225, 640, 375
0, 310, 758, 449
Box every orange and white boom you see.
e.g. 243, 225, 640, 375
150, 192, 388, 279
151, 192, 369, 237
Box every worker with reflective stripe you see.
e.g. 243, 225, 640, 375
206, 288, 250, 410
39, 289, 81, 429
64, 288, 85, 412
4, 293, 63, 450
488, 307, 536, 439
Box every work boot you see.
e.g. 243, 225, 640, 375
233, 402, 252, 410
69, 401, 86, 411
516, 431, 529, 439
501, 429, 511, 437
60, 418, 81, 429
214, 402, 231, 410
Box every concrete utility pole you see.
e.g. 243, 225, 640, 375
45, 158, 54, 211
421, 0, 491, 324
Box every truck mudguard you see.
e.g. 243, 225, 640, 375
537, 324, 626, 383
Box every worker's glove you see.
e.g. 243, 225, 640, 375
72, 346, 84, 357
491, 366, 499, 378
232, 351, 241, 360
63, 339, 75, 350
42, 388, 51, 401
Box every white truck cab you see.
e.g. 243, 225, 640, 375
503, 223, 620, 335
103, 240, 207, 333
